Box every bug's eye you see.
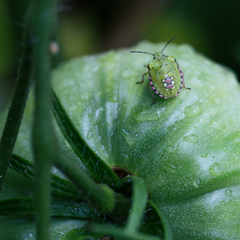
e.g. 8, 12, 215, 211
149, 60, 161, 70
166, 56, 175, 62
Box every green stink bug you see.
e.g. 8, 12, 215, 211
131, 37, 191, 105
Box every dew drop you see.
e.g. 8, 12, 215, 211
122, 129, 137, 146
201, 153, 208, 158
122, 102, 127, 108
209, 163, 222, 176
209, 120, 223, 130
184, 104, 202, 118
70, 105, 76, 111
166, 142, 179, 153
221, 200, 227, 206
132, 109, 158, 122
167, 163, 178, 173
225, 189, 232, 197
87, 131, 93, 140
132, 107, 165, 123
182, 134, 198, 143
223, 147, 228, 153
193, 179, 200, 188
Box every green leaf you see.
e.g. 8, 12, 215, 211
51, 89, 122, 189
0, 197, 102, 220
10, 154, 83, 199
0, 216, 87, 240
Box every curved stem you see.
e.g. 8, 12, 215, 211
126, 176, 148, 233
54, 150, 116, 214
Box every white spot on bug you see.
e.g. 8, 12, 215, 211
164, 83, 167, 87
171, 81, 175, 84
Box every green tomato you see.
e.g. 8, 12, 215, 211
1, 41, 240, 239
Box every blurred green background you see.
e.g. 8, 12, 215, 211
1, 0, 240, 107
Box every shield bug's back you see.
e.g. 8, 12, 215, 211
131, 36, 191, 104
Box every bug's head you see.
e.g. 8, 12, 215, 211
130, 36, 176, 66
152, 36, 176, 60
149, 58, 162, 70
154, 52, 164, 59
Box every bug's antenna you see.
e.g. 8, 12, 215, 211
130, 51, 154, 56
161, 36, 176, 53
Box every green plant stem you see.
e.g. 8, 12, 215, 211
126, 176, 148, 233
54, 151, 116, 214
0, 21, 32, 192
147, 201, 173, 240
29, 1, 56, 239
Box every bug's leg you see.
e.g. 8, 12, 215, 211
182, 71, 191, 90
148, 84, 156, 105
144, 64, 149, 68
137, 72, 148, 84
